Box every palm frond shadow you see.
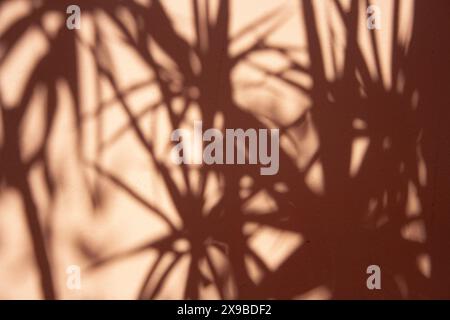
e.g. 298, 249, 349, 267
0, 0, 449, 299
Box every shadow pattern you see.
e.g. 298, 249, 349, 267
0, 0, 449, 299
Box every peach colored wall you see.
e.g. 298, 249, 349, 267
0, 0, 449, 299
